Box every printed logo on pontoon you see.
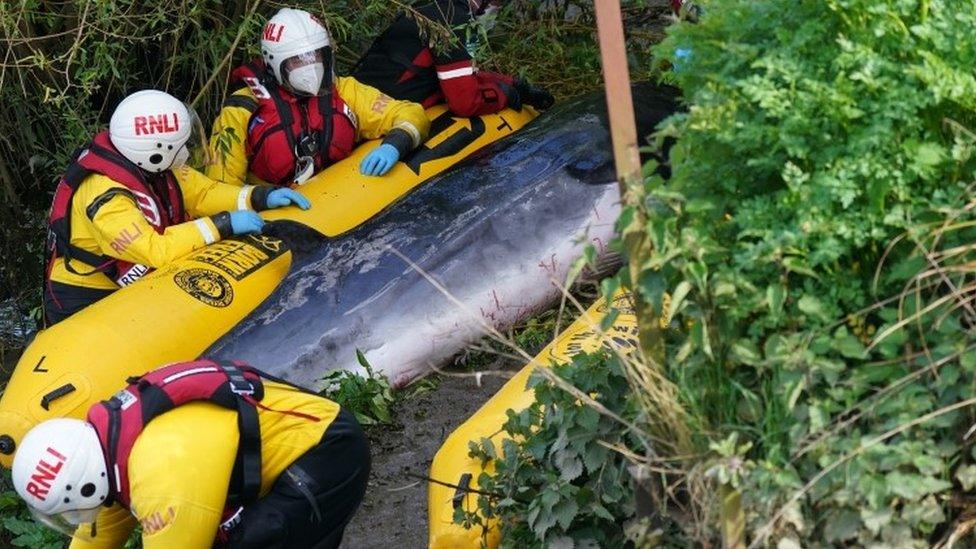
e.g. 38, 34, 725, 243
174, 268, 234, 308
595, 292, 636, 315
189, 239, 280, 281
248, 234, 284, 254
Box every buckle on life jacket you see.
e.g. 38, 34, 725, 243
220, 365, 256, 396
296, 132, 319, 158
216, 505, 244, 544
229, 378, 255, 396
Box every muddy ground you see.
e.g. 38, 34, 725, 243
342, 359, 519, 548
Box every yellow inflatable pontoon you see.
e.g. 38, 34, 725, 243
0, 105, 537, 467
265, 105, 537, 237
428, 291, 639, 547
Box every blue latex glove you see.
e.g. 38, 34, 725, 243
229, 210, 265, 235
267, 188, 311, 210
359, 143, 400, 176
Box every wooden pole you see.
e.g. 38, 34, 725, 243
594, 0, 642, 197
594, 6, 747, 547
593, 0, 664, 364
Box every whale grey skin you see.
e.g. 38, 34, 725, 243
207, 83, 681, 388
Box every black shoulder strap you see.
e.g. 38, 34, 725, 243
233, 398, 262, 504
224, 94, 259, 113
317, 90, 334, 166
217, 361, 263, 506
103, 401, 122, 507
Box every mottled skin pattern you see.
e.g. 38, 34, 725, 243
207, 84, 680, 388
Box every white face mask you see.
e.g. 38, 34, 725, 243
288, 62, 325, 96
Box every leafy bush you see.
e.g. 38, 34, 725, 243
611, 0, 976, 544
460, 350, 645, 547
320, 351, 395, 425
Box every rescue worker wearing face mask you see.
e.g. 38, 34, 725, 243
11, 359, 370, 549
44, 90, 310, 326
207, 8, 431, 188
351, 0, 555, 118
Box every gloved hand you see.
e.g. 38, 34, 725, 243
359, 143, 400, 176
267, 188, 311, 210
514, 78, 555, 110
229, 210, 265, 235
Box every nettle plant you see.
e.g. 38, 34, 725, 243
638, 0, 976, 545
460, 351, 645, 547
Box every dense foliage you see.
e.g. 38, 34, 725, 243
461, 351, 646, 547
638, 0, 976, 545
458, 0, 976, 546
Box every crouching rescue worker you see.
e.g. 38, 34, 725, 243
207, 7, 431, 187
44, 89, 310, 325
11, 359, 370, 548
351, 0, 555, 117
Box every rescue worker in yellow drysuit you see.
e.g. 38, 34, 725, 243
44, 89, 310, 325
11, 359, 370, 548
207, 7, 431, 188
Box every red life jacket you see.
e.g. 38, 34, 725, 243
46, 131, 189, 286
231, 61, 359, 186
86, 359, 320, 513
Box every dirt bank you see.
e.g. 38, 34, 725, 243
343, 359, 519, 548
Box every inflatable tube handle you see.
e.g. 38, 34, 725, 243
40, 383, 77, 410
452, 473, 472, 510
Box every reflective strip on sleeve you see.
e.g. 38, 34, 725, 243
238, 186, 253, 211
394, 122, 423, 148
436, 66, 475, 80
195, 218, 217, 244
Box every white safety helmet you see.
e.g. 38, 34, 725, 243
12, 418, 109, 540
261, 8, 335, 96
109, 89, 197, 173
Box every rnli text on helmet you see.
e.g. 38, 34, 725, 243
134, 113, 180, 136
26, 446, 67, 502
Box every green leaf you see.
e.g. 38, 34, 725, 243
554, 450, 583, 482
886, 472, 952, 500
860, 507, 892, 536
552, 497, 580, 531
834, 331, 867, 359
797, 295, 829, 322
731, 339, 762, 366
823, 509, 861, 543
669, 280, 693, 315
766, 283, 786, 318
956, 464, 976, 491
591, 502, 615, 521
783, 257, 820, 279
915, 142, 946, 167
356, 349, 372, 372
961, 350, 976, 371
901, 496, 945, 526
